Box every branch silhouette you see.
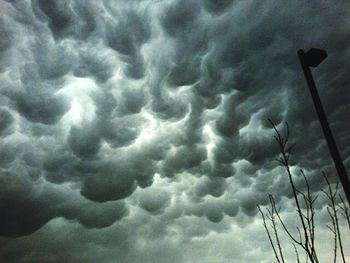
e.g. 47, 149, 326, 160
258, 120, 350, 263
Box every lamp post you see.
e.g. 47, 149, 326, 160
298, 48, 350, 203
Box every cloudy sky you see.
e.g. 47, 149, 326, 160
0, 0, 350, 262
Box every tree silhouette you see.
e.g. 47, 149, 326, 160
258, 120, 350, 263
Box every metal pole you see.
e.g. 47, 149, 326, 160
297, 49, 350, 203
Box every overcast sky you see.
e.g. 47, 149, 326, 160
0, 0, 350, 262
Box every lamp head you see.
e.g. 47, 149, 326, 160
304, 48, 328, 67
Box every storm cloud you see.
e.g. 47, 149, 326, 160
0, 0, 349, 262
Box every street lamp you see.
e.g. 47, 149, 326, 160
298, 48, 350, 203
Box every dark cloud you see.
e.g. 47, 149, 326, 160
0, 108, 14, 136
0, 0, 349, 262
31, 38, 73, 80
203, 0, 234, 14
68, 122, 102, 158
101, 115, 145, 148
33, 0, 75, 38
137, 187, 170, 214
0, 166, 128, 237
80, 162, 137, 202
161, 0, 200, 37
7, 64, 69, 125
161, 144, 207, 177
106, 9, 151, 79
0, 171, 51, 237
0, 18, 11, 55
73, 49, 115, 82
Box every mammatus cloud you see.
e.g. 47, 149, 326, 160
0, 0, 349, 262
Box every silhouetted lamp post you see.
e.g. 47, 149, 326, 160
298, 48, 350, 203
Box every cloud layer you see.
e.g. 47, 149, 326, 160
0, 0, 349, 262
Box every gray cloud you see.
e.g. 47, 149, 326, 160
0, 0, 349, 262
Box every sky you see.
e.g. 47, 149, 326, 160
0, 0, 350, 262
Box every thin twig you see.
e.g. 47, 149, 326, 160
269, 195, 285, 263
258, 205, 281, 263
269, 120, 315, 262
338, 194, 350, 230
323, 174, 346, 263
326, 206, 337, 263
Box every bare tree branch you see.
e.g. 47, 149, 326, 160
269, 195, 285, 263
259, 120, 350, 263
326, 206, 337, 263
323, 174, 346, 263
268, 120, 316, 262
257, 205, 281, 263
338, 194, 350, 230
293, 243, 301, 263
